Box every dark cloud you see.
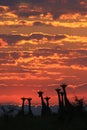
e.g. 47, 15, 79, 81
33, 21, 48, 26
55, 35, 66, 40
10, 51, 32, 59
67, 57, 87, 66
0, 52, 9, 59
0, 0, 20, 7
33, 48, 60, 57
29, 33, 66, 40
17, 11, 41, 18
0, 33, 66, 45
10, 52, 20, 59
0, 34, 28, 45
0, 59, 15, 65
0, 0, 87, 19
76, 50, 87, 56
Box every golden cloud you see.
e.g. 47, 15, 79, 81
64, 35, 87, 43
0, 5, 9, 11
71, 65, 87, 70
0, 38, 8, 47
0, 13, 87, 29
59, 13, 81, 20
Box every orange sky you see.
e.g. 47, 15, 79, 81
0, 0, 87, 105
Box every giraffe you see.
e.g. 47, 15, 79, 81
27, 98, 33, 116
21, 97, 26, 115
37, 91, 47, 116
44, 96, 50, 107
60, 84, 73, 111
60, 92, 64, 107
60, 91, 65, 112
44, 96, 52, 115
55, 88, 62, 112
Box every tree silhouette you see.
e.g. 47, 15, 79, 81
74, 96, 84, 113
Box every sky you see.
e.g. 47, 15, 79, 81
0, 0, 87, 106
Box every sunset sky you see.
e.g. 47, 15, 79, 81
0, 0, 87, 105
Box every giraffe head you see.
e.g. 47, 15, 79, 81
60, 83, 67, 89
55, 88, 61, 93
21, 97, 26, 101
37, 91, 44, 97
44, 96, 50, 101
27, 98, 32, 101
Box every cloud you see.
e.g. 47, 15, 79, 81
0, 0, 87, 19
61, 56, 87, 67
33, 21, 48, 26
75, 83, 87, 94
71, 65, 87, 71
0, 5, 9, 12
29, 33, 66, 40
68, 83, 87, 98
0, 33, 66, 46
0, 52, 9, 58
0, 38, 8, 47
0, 38, 86, 71
10, 52, 20, 59
0, 34, 28, 45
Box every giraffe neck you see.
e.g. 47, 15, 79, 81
21, 99, 25, 114
63, 88, 67, 101
46, 100, 49, 107
63, 88, 71, 106
58, 92, 61, 107
61, 94, 64, 106
28, 100, 31, 109
22, 100, 25, 108
41, 95, 46, 106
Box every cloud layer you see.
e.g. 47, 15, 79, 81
0, 0, 87, 19
0, 0, 87, 105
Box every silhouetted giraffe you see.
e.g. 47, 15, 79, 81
60, 92, 64, 108
21, 97, 26, 115
60, 84, 73, 110
37, 91, 47, 116
55, 88, 62, 112
44, 96, 52, 115
44, 96, 50, 107
27, 98, 33, 116
60, 91, 65, 112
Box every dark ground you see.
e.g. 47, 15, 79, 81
0, 112, 87, 130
